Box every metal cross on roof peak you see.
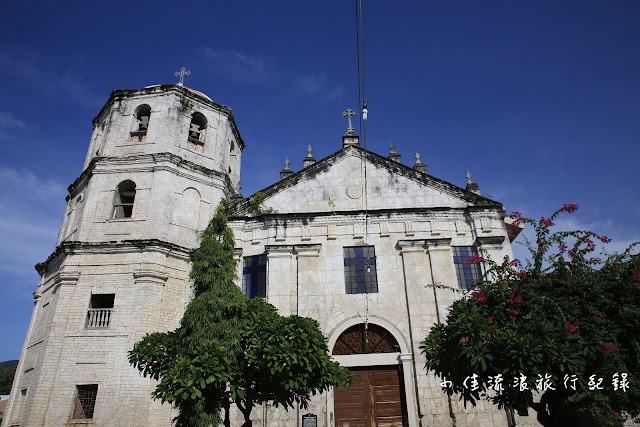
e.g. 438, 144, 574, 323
175, 67, 191, 86
342, 108, 356, 131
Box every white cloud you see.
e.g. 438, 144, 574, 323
292, 73, 343, 99
0, 47, 103, 109
0, 112, 26, 129
199, 48, 272, 84
0, 167, 66, 281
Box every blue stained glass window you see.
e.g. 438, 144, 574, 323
242, 255, 267, 298
452, 246, 483, 290
344, 246, 378, 294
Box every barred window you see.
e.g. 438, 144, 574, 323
242, 255, 266, 298
73, 384, 98, 419
344, 246, 378, 294
452, 246, 483, 290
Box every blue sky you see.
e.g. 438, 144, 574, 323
0, 1, 639, 361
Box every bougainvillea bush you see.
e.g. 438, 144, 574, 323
421, 205, 640, 427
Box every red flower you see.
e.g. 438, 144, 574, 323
599, 235, 611, 243
513, 296, 523, 303
459, 336, 469, 346
634, 269, 640, 282
564, 300, 569, 305
612, 266, 619, 272
464, 255, 485, 264
612, 411, 619, 418
612, 281, 618, 285
564, 322, 578, 333
487, 315, 495, 323
510, 316, 516, 322
593, 315, 600, 320
561, 204, 578, 213
601, 343, 616, 356
506, 299, 513, 304
475, 292, 486, 304
510, 309, 518, 315
540, 217, 555, 227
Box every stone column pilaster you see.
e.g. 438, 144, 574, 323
265, 245, 295, 316
294, 244, 322, 318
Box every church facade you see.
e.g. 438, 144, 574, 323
4, 83, 534, 427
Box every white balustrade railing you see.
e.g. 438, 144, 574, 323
86, 308, 112, 329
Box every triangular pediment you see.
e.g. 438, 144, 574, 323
231, 146, 500, 216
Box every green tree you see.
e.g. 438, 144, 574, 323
130, 200, 350, 426
421, 205, 640, 426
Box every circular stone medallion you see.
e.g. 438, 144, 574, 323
346, 185, 362, 199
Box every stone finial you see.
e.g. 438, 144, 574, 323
388, 140, 401, 163
413, 151, 427, 173
280, 156, 294, 180
465, 170, 481, 194
303, 145, 316, 168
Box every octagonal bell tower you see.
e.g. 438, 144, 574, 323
5, 84, 244, 426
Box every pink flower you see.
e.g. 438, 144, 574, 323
561, 204, 578, 213
487, 315, 495, 323
612, 411, 619, 418
540, 217, 555, 227
564, 300, 569, 305
464, 255, 485, 264
475, 292, 486, 304
510, 211, 522, 218
510, 309, 518, 315
459, 336, 469, 346
510, 316, 516, 321
558, 242, 568, 253
506, 299, 513, 304
518, 271, 527, 278
599, 235, 612, 243
601, 343, 616, 356
513, 296, 523, 303
593, 315, 599, 320
564, 322, 578, 333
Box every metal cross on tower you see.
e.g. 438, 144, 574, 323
342, 108, 356, 131
175, 67, 191, 86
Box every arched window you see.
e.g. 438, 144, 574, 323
188, 112, 207, 144
112, 180, 136, 219
332, 323, 400, 355
131, 105, 151, 137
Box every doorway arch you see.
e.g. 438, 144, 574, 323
328, 319, 414, 426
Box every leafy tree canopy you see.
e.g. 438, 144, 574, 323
130, 200, 350, 427
421, 205, 640, 427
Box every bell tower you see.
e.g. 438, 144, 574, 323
4, 83, 244, 426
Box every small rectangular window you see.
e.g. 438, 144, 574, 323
344, 246, 378, 294
242, 255, 267, 298
73, 384, 98, 419
452, 246, 483, 290
86, 294, 114, 329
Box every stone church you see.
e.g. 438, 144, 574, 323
4, 82, 531, 427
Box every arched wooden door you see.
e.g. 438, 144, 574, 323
332, 324, 408, 427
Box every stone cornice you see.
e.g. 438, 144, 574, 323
475, 236, 506, 247
133, 268, 169, 284
265, 245, 295, 257
425, 237, 453, 250
397, 239, 427, 253
229, 206, 500, 224
294, 244, 322, 257
35, 239, 193, 276
66, 152, 239, 200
